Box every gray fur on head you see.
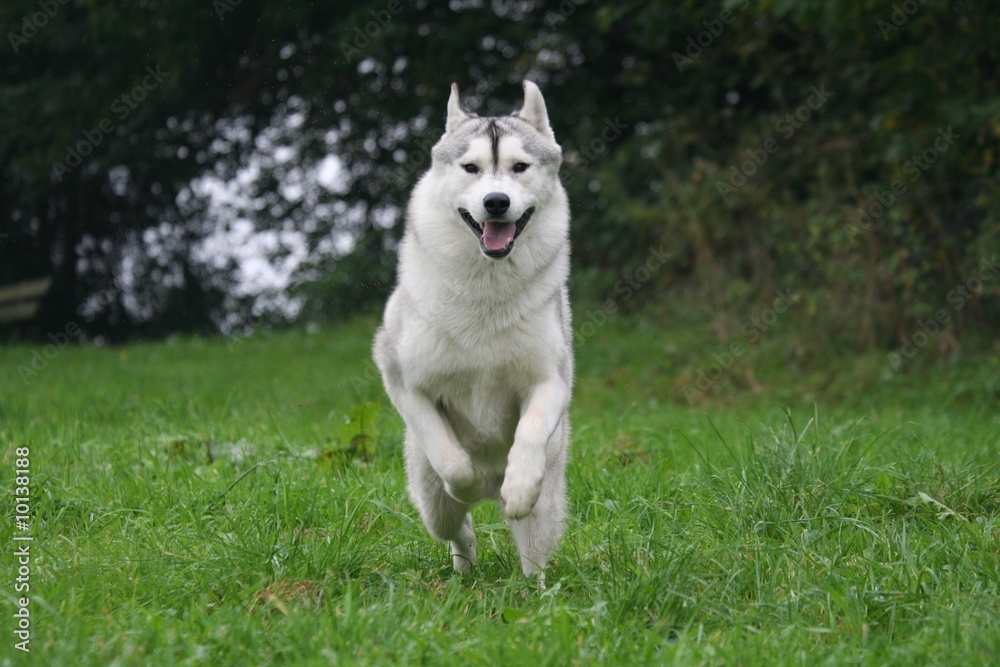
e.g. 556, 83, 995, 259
434, 81, 561, 167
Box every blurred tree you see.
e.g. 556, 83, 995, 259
1, 0, 359, 338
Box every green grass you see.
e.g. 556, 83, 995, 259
1, 313, 998, 665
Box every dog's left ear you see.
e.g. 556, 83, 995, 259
515, 81, 554, 140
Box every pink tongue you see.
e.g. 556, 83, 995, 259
482, 222, 516, 251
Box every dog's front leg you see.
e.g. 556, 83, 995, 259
394, 389, 482, 503
501, 379, 570, 520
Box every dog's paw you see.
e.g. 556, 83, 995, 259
452, 539, 476, 574
500, 473, 543, 520
442, 465, 483, 504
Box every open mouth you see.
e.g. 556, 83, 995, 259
457, 207, 535, 259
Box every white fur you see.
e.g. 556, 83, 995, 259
374, 81, 572, 586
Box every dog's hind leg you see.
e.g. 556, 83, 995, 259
405, 434, 477, 574
507, 440, 567, 589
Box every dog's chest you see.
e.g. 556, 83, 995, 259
431, 366, 523, 455
398, 280, 563, 460
414, 328, 545, 461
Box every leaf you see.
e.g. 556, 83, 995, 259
501, 607, 529, 623
318, 402, 382, 469
875, 471, 895, 492
338, 402, 381, 459
209, 439, 255, 464
912, 491, 967, 522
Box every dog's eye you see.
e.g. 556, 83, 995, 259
512, 162, 530, 173
462, 164, 479, 174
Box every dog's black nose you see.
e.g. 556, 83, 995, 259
483, 192, 510, 217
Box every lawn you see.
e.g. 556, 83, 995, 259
1, 312, 997, 665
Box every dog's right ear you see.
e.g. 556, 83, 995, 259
515, 81, 555, 140
446, 83, 472, 133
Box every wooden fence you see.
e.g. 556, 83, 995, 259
0, 277, 52, 324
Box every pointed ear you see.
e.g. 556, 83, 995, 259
515, 80, 554, 139
445, 83, 472, 133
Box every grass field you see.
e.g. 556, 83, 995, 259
1, 311, 998, 665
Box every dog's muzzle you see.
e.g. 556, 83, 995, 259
457, 207, 535, 259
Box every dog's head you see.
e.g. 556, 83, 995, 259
428, 81, 564, 260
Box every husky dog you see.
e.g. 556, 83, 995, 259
373, 81, 572, 586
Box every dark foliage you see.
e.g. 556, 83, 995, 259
1, 0, 997, 349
